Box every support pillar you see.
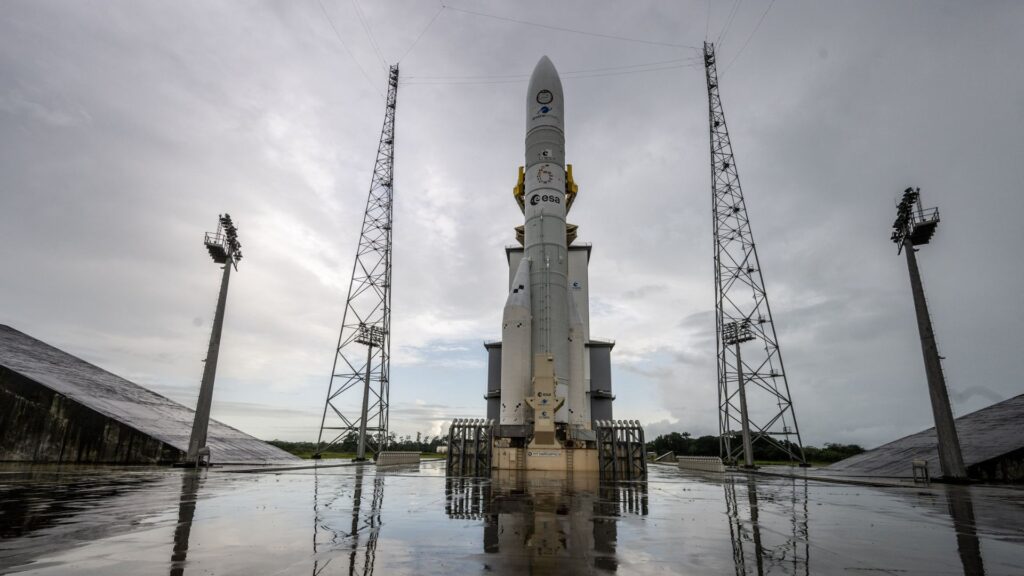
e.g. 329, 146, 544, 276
903, 238, 967, 479
355, 342, 374, 461
736, 341, 754, 468
186, 260, 231, 465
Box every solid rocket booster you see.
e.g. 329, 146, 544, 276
568, 290, 589, 429
500, 258, 531, 425
524, 56, 570, 424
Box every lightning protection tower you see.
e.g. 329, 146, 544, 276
704, 42, 806, 465
315, 64, 399, 460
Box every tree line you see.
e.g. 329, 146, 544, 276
268, 431, 446, 457
645, 432, 865, 464
268, 430, 866, 464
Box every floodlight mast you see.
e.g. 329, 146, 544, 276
891, 187, 967, 480
186, 214, 243, 467
723, 320, 756, 468
354, 324, 385, 461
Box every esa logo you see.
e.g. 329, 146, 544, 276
529, 194, 561, 206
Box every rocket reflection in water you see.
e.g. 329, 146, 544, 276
446, 472, 647, 572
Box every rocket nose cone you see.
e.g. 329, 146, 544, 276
534, 55, 558, 78
528, 55, 563, 102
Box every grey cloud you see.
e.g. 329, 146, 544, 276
2, 1, 1022, 448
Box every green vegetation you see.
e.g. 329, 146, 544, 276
267, 432, 448, 460
645, 432, 864, 465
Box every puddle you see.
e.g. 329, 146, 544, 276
1, 462, 1022, 574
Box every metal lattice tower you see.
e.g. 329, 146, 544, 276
704, 43, 806, 465
315, 64, 399, 459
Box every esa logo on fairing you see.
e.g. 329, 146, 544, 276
529, 194, 561, 206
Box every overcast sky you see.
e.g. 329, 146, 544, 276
1, 1, 1022, 448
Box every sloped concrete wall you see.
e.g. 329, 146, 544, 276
0, 325, 298, 465
1, 367, 183, 463
970, 447, 1024, 483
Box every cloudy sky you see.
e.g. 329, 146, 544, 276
1, 1, 1022, 448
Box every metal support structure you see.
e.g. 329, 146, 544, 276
315, 64, 399, 459
445, 419, 494, 476
595, 419, 647, 482
891, 187, 967, 480
186, 214, 243, 466
704, 42, 806, 465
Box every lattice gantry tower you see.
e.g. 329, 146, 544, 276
315, 65, 399, 459
704, 43, 806, 465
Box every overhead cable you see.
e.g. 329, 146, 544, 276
403, 62, 699, 86
722, 0, 777, 75
445, 4, 698, 50
398, 3, 446, 62
705, 0, 712, 41
317, 0, 385, 100
716, 0, 745, 50
406, 57, 701, 81
351, 0, 389, 70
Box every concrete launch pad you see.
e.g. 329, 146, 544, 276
2, 461, 1023, 574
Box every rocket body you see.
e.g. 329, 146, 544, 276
500, 56, 593, 436
524, 56, 570, 424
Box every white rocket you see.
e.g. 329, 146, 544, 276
500, 56, 589, 436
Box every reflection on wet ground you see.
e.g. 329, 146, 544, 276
446, 471, 648, 573
1, 461, 1023, 575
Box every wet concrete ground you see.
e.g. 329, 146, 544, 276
1, 461, 1022, 575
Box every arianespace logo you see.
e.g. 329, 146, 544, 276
538, 105, 551, 115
